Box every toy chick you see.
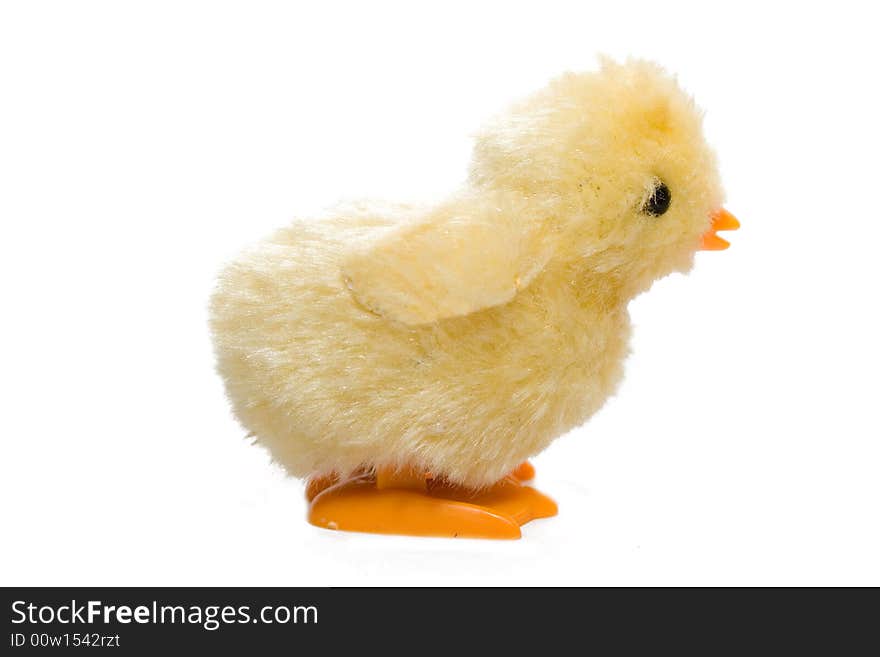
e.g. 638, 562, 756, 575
210, 59, 738, 539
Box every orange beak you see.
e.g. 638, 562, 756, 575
700, 208, 740, 251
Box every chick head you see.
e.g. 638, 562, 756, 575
470, 58, 732, 299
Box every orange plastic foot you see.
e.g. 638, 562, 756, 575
307, 469, 557, 540
512, 461, 536, 482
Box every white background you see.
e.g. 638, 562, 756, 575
2, 1, 878, 586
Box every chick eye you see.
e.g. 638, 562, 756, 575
642, 181, 671, 216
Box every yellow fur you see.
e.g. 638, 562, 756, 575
210, 59, 724, 488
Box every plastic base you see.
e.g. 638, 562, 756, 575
307, 463, 556, 540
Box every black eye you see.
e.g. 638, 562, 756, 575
642, 181, 671, 216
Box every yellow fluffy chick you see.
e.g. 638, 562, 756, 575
211, 59, 731, 495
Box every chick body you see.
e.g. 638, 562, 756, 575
212, 198, 629, 487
